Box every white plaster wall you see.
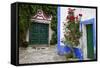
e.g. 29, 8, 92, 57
60, 7, 96, 43
60, 7, 96, 59
60, 7, 68, 46
60, 7, 96, 39
81, 24, 87, 59
26, 29, 29, 42
75, 8, 96, 21
49, 23, 54, 45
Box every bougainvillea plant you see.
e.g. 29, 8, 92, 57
62, 8, 82, 58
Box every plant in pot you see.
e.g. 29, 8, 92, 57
62, 8, 82, 60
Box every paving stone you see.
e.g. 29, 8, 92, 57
19, 46, 67, 64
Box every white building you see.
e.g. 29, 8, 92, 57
59, 7, 96, 60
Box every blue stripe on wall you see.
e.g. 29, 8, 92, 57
57, 6, 61, 52
57, 7, 65, 55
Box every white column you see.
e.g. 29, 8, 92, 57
82, 24, 87, 60
26, 29, 29, 42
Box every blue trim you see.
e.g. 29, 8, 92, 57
81, 18, 94, 24
57, 6, 61, 55
80, 18, 96, 54
57, 7, 67, 55
80, 18, 95, 31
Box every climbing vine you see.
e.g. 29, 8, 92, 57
18, 3, 57, 47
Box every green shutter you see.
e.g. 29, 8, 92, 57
29, 22, 48, 45
86, 24, 94, 59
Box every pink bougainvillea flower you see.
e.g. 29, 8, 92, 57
76, 16, 78, 20
68, 8, 71, 11
79, 14, 82, 16
68, 8, 75, 14
75, 16, 78, 21
68, 11, 72, 14
66, 16, 70, 19
68, 8, 73, 13
69, 16, 75, 21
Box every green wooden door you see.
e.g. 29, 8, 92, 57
86, 24, 94, 59
29, 22, 48, 45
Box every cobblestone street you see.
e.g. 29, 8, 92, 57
19, 46, 66, 64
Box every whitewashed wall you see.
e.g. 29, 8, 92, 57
60, 7, 96, 44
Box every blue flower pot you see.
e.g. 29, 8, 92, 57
73, 47, 83, 60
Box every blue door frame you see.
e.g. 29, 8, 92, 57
80, 18, 96, 49
80, 18, 96, 58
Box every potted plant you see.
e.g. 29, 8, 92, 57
62, 8, 82, 59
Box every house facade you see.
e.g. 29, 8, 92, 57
26, 9, 53, 46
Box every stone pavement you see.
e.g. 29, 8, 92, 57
19, 46, 66, 64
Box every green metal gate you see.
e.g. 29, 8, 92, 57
29, 22, 49, 45
86, 24, 94, 59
